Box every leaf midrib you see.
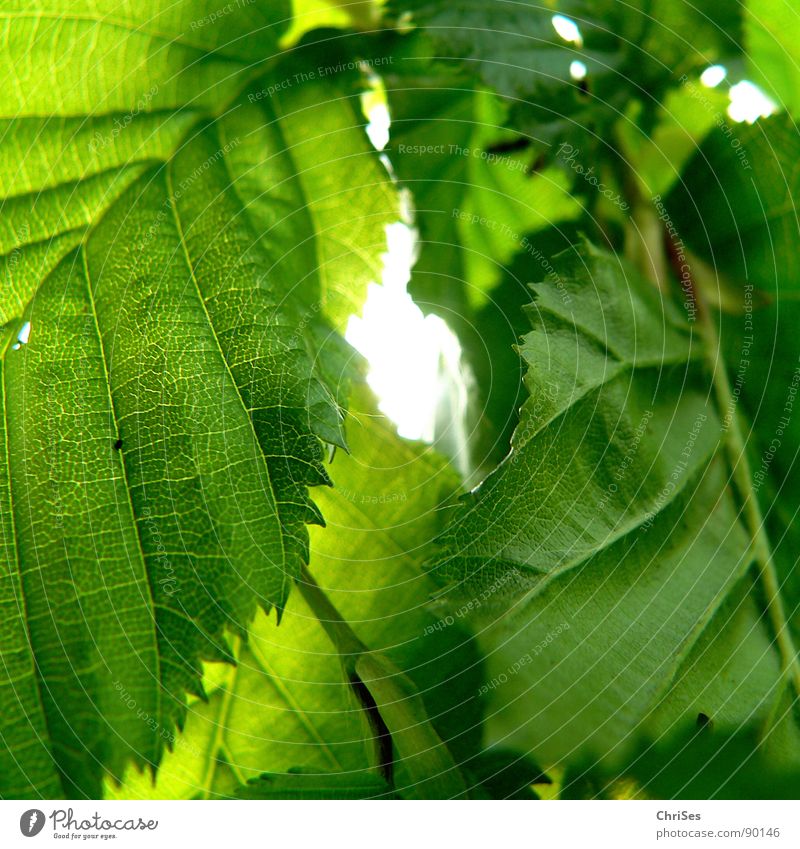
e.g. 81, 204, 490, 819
81, 247, 161, 758
164, 158, 289, 590
0, 338, 59, 797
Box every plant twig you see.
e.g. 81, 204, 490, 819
297, 564, 469, 797
200, 635, 242, 799
661, 226, 800, 701
700, 310, 800, 699
296, 564, 367, 667
611, 133, 669, 289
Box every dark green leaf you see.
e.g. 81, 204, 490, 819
431, 241, 800, 776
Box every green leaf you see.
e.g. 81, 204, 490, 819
0, 49, 396, 333
1, 151, 332, 796
0, 7, 397, 797
665, 112, 800, 643
106, 391, 481, 799
462, 224, 584, 469
430, 241, 800, 776
0, 113, 195, 326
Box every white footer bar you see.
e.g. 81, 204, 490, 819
1, 800, 796, 848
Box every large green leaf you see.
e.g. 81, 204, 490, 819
0, 43, 396, 332
667, 112, 800, 665
105, 391, 481, 799
0, 5, 397, 799
431, 241, 800, 776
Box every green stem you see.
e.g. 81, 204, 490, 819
655, 217, 800, 701
698, 307, 800, 699
629, 199, 668, 289
220, 742, 247, 786
200, 635, 242, 799
297, 565, 367, 667
610, 132, 668, 289
615, 133, 800, 699
297, 565, 470, 798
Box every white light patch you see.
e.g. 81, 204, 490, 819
363, 68, 391, 152
700, 64, 726, 88
351, 80, 471, 466
12, 321, 31, 351
346, 223, 465, 443
552, 14, 583, 47
728, 80, 777, 123
366, 101, 390, 151
570, 60, 587, 81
